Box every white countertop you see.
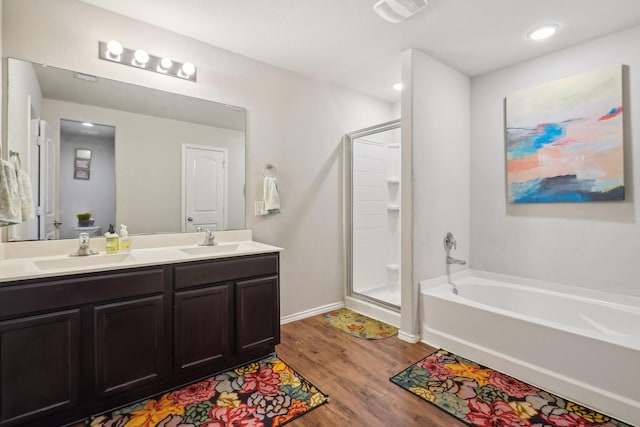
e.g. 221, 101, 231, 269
0, 230, 282, 283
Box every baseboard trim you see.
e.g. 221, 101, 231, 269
280, 301, 344, 325
398, 330, 420, 343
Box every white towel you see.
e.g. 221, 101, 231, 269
0, 160, 22, 224
15, 167, 35, 221
263, 176, 280, 214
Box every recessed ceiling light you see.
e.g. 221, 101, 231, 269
392, 82, 403, 91
527, 24, 559, 40
82, 122, 94, 127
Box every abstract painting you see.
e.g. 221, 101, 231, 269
505, 66, 624, 203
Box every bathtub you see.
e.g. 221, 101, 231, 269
420, 270, 640, 426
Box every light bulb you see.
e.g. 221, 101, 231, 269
106, 40, 123, 60
181, 62, 196, 76
392, 82, 403, 91
133, 49, 149, 66
160, 57, 173, 70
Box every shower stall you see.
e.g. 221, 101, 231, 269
345, 120, 401, 325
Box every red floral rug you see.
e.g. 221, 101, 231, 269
390, 349, 633, 427
90, 355, 328, 427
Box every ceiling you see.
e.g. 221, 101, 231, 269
79, 0, 640, 103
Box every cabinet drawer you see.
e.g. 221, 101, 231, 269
0, 268, 166, 318
174, 253, 279, 290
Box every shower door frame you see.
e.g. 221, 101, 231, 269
345, 119, 401, 312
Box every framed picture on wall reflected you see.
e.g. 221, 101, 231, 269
75, 148, 92, 160
74, 147, 92, 180
75, 158, 90, 169
74, 169, 90, 180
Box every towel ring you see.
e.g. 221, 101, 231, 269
263, 163, 278, 178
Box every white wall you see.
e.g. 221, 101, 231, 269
401, 48, 471, 336
2, 0, 393, 317
470, 25, 640, 297
59, 131, 115, 239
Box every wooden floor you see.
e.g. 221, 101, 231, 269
277, 313, 466, 426
71, 314, 464, 427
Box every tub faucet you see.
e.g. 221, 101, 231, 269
444, 232, 466, 265
443, 232, 457, 251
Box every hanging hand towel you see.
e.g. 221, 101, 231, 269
0, 160, 22, 224
14, 161, 35, 221
263, 176, 280, 214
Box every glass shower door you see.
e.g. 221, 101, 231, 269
346, 120, 401, 310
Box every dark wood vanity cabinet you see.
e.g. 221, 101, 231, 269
0, 252, 279, 427
0, 267, 169, 427
93, 295, 168, 400
235, 276, 280, 354
0, 309, 81, 426
172, 253, 280, 383
174, 284, 232, 378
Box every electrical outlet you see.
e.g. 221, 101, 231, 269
254, 201, 264, 216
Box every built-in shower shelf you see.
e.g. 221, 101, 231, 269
386, 205, 400, 211
387, 178, 400, 184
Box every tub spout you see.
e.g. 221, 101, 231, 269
446, 256, 466, 265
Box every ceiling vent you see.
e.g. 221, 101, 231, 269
373, 0, 427, 23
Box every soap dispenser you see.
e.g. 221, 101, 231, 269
119, 224, 131, 253
105, 224, 119, 254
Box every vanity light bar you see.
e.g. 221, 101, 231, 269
98, 41, 197, 82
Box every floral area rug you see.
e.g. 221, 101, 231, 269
390, 349, 633, 427
325, 308, 398, 339
90, 354, 328, 427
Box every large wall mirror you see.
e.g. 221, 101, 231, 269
5, 58, 246, 241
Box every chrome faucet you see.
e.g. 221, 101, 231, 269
444, 232, 466, 265
197, 227, 217, 246
71, 232, 97, 257
447, 256, 467, 265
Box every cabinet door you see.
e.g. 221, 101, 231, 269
235, 276, 280, 354
93, 295, 166, 400
0, 310, 80, 426
174, 285, 231, 375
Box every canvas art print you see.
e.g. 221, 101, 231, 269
505, 66, 624, 203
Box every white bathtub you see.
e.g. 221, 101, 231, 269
420, 270, 640, 426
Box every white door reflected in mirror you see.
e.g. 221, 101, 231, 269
182, 144, 227, 232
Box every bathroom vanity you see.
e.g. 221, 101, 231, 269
0, 231, 281, 427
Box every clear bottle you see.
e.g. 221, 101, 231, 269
119, 224, 131, 253
104, 224, 119, 254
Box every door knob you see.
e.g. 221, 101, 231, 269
54, 220, 63, 227
187, 217, 193, 222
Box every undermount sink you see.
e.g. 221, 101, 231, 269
179, 243, 243, 256
34, 253, 135, 270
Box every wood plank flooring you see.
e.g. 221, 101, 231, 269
277, 313, 466, 427
72, 313, 464, 427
